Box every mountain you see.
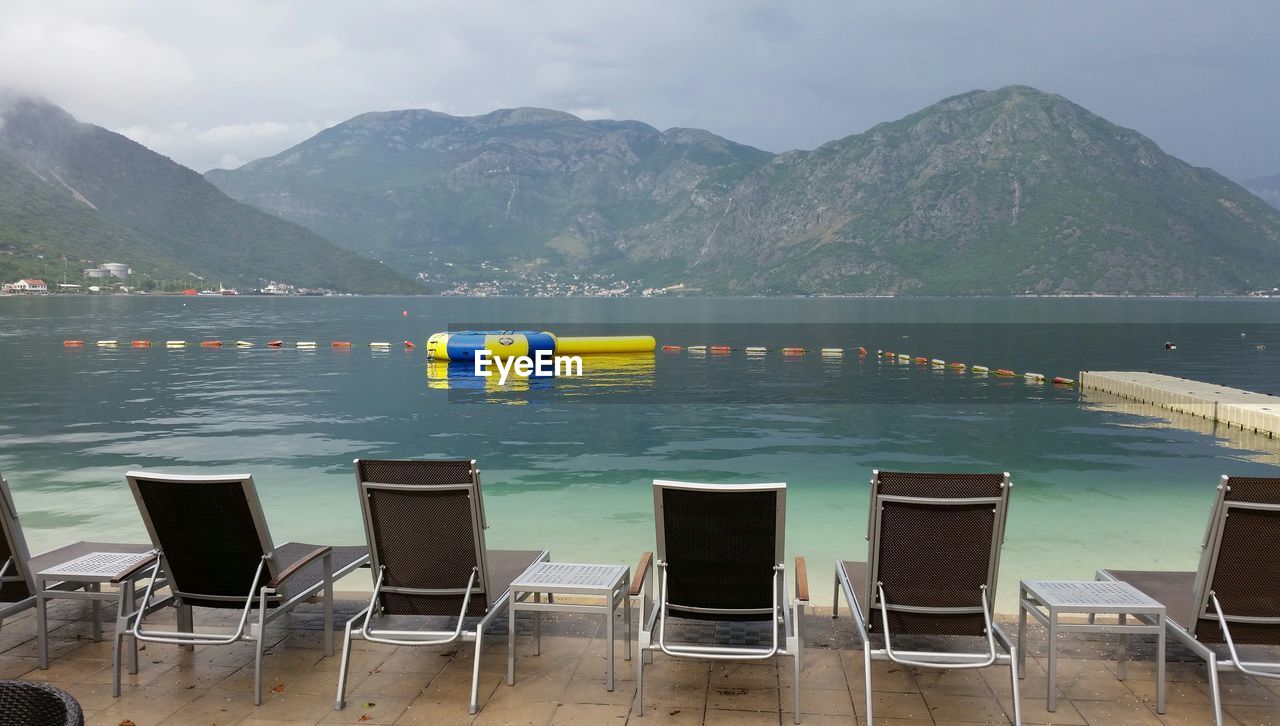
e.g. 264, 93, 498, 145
207, 108, 772, 288
1243, 174, 1280, 211
0, 97, 420, 293
207, 87, 1280, 295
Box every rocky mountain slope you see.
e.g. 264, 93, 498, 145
0, 98, 420, 292
206, 86, 1280, 294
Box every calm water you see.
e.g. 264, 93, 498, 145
2, 295, 1279, 609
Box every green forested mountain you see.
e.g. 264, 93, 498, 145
207, 86, 1280, 295
0, 98, 420, 292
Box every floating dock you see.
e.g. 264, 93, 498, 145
1079, 371, 1280, 438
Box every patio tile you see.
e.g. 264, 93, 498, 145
922, 693, 1011, 723
548, 702, 630, 723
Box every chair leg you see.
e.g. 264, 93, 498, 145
863, 646, 873, 724
793, 650, 802, 724
177, 602, 194, 651
469, 627, 484, 715
322, 553, 335, 657
253, 595, 268, 706
111, 625, 124, 698
832, 573, 840, 619
1207, 652, 1223, 726
334, 616, 358, 710
1009, 647, 1022, 726
635, 641, 645, 717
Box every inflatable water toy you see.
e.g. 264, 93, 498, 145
426, 331, 654, 361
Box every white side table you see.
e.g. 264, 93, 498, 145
1018, 579, 1165, 714
508, 562, 631, 691
35, 547, 159, 697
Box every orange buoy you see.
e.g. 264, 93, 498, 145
995, 368, 1016, 377
858, 347, 868, 356
782, 347, 806, 355
949, 362, 967, 369
1053, 377, 1076, 386
913, 356, 929, 364
661, 345, 682, 352
200, 340, 223, 348
402, 310, 409, 318
267, 340, 283, 348
131, 340, 152, 347
332, 341, 353, 348
710, 345, 732, 354
63, 340, 85, 347
882, 351, 895, 358
404, 340, 416, 349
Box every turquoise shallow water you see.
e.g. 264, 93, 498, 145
1, 295, 1278, 610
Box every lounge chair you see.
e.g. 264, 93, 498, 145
633, 480, 808, 724
833, 470, 1021, 725
1098, 475, 1280, 726
1, 473, 156, 696
335, 459, 549, 715
125, 471, 369, 705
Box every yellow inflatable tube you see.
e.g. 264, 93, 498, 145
555, 335, 656, 355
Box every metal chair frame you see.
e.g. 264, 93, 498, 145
335, 460, 549, 716
636, 480, 807, 724
833, 470, 1021, 725
1098, 475, 1280, 726
126, 471, 365, 705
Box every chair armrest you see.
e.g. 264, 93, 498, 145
794, 556, 809, 603
630, 552, 653, 597
268, 546, 332, 588
110, 551, 160, 583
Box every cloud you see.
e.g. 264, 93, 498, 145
120, 120, 324, 171
2, 1, 1278, 178
0, 2, 192, 114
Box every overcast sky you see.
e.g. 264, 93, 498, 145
2, 1, 1277, 179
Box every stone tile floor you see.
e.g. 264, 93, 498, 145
6, 597, 1279, 725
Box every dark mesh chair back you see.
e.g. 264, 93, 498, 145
869, 471, 1008, 637
657, 483, 782, 621
0, 476, 34, 602
1193, 476, 1280, 645
128, 473, 276, 608
356, 460, 490, 617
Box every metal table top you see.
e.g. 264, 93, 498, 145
37, 551, 156, 584
1021, 579, 1165, 614
510, 562, 628, 596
